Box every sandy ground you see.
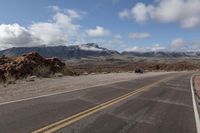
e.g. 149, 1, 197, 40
0, 72, 173, 103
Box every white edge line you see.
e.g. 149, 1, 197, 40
0, 73, 170, 106
190, 75, 200, 133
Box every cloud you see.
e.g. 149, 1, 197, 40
29, 23, 67, 45
119, 0, 200, 29
0, 8, 85, 49
86, 26, 110, 37
48, 6, 86, 18
65, 9, 81, 19
48, 5, 60, 12
128, 32, 150, 39
106, 35, 126, 51
150, 44, 166, 51
29, 10, 81, 45
125, 38, 200, 52
170, 38, 187, 48
125, 38, 200, 53
181, 17, 200, 29
52, 11, 80, 30
114, 34, 122, 39
0, 24, 35, 48
0, 6, 113, 50
131, 3, 151, 23
125, 44, 166, 52
125, 46, 144, 52
119, 9, 130, 19
170, 38, 200, 51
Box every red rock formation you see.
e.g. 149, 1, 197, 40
0, 52, 65, 82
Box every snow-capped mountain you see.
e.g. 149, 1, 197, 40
1, 43, 200, 59
0, 43, 119, 59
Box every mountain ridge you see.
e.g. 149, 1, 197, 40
0, 43, 119, 59
0, 43, 200, 59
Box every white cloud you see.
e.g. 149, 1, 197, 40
120, 0, 200, 29
0, 24, 34, 47
107, 36, 126, 51
125, 46, 143, 52
85, 34, 126, 51
53, 12, 80, 30
29, 10, 82, 45
29, 23, 67, 45
151, 44, 166, 51
0, 7, 114, 50
125, 44, 166, 52
131, 3, 151, 23
170, 38, 187, 48
170, 38, 200, 52
48, 5, 60, 12
86, 26, 110, 37
119, 9, 130, 19
65, 9, 81, 19
181, 17, 200, 29
0, 8, 85, 49
125, 38, 200, 53
128, 32, 150, 39
79, 44, 103, 51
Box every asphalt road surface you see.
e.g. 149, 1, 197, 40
0, 72, 198, 133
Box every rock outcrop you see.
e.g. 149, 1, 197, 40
0, 52, 65, 82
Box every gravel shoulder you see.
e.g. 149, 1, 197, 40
0, 72, 174, 103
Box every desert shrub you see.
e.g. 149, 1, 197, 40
33, 65, 52, 77
0, 79, 4, 84
61, 66, 78, 76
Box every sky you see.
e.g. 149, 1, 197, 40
0, 0, 200, 52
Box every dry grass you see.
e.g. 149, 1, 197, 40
61, 66, 78, 76
33, 65, 52, 77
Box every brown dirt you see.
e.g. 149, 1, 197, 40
68, 60, 198, 74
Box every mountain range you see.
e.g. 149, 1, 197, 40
0, 43, 200, 59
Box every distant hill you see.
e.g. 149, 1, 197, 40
0, 43, 120, 59
1, 43, 200, 59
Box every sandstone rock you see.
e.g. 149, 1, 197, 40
0, 52, 65, 82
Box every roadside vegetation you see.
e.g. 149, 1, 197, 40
33, 65, 52, 78
61, 65, 78, 76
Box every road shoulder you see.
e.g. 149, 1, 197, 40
191, 75, 200, 133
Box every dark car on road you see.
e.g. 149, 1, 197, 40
134, 68, 144, 73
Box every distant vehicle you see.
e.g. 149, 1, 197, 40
134, 68, 144, 73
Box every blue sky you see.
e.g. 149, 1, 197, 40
0, 0, 200, 52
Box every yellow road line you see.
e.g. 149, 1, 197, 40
32, 75, 177, 133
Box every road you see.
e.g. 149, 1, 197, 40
0, 72, 198, 133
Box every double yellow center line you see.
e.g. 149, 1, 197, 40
32, 75, 177, 133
